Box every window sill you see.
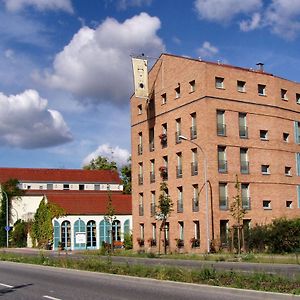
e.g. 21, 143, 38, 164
260, 138, 269, 141
263, 207, 272, 210
281, 98, 288, 101
237, 90, 246, 93
258, 93, 266, 97
262, 172, 270, 175
216, 87, 225, 90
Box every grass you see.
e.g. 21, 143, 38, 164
0, 252, 299, 295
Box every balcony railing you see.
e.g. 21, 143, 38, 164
192, 198, 199, 212
139, 204, 144, 216
219, 197, 228, 210
150, 171, 155, 183
149, 141, 155, 152
239, 126, 248, 138
176, 166, 183, 178
217, 123, 226, 136
138, 144, 143, 155
242, 197, 251, 210
177, 200, 183, 213
218, 160, 228, 173
138, 174, 143, 185
240, 161, 249, 174
191, 162, 198, 176
150, 203, 156, 217
190, 126, 197, 140
175, 131, 181, 144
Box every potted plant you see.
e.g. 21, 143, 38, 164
190, 237, 200, 248
148, 238, 157, 247
175, 238, 184, 248
137, 237, 144, 247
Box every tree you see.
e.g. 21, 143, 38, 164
83, 156, 117, 171
230, 175, 246, 254
120, 157, 131, 194
157, 182, 173, 255
31, 198, 65, 248
0, 179, 24, 247
104, 191, 116, 253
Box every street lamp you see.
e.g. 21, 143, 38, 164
2, 191, 9, 248
179, 135, 210, 253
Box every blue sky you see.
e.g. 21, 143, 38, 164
0, 0, 300, 169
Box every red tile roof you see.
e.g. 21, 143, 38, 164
45, 192, 132, 215
0, 168, 121, 184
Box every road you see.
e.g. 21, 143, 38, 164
0, 261, 298, 300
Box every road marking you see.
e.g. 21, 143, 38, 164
0, 282, 13, 288
43, 295, 62, 300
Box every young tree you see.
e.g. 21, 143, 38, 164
104, 191, 116, 252
83, 156, 117, 171
230, 175, 246, 254
157, 182, 173, 255
120, 157, 131, 194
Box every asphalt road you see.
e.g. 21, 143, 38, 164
0, 261, 298, 300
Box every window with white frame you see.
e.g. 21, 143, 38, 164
285, 166, 291, 176
260, 129, 268, 140
215, 77, 224, 89
258, 84, 266, 96
161, 93, 167, 105
281, 89, 288, 100
237, 80, 246, 92
263, 200, 271, 209
283, 132, 289, 142
175, 86, 181, 98
286, 200, 293, 208
261, 164, 270, 174
178, 221, 184, 240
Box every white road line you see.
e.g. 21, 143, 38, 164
0, 282, 13, 288
43, 295, 62, 300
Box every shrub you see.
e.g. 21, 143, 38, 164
11, 220, 28, 247
123, 233, 133, 250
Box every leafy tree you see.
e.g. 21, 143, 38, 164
0, 179, 24, 247
157, 182, 173, 255
120, 157, 131, 194
83, 156, 117, 171
11, 220, 28, 247
31, 198, 65, 248
230, 175, 246, 254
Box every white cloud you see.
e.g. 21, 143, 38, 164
197, 41, 219, 58
82, 144, 130, 167
4, 0, 74, 13
194, 0, 262, 22
39, 13, 165, 105
0, 89, 72, 149
117, 0, 153, 10
240, 12, 261, 32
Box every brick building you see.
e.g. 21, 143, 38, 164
131, 53, 300, 253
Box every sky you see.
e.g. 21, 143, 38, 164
0, 0, 300, 169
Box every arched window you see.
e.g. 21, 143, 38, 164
87, 220, 96, 248
124, 219, 130, 235
112, 220, 121, 241
99, 219, 111, 245
61, 220, 71, 249
53, 220, 60, 249
74, 219, 86, 250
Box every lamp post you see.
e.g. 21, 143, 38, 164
179, 135, 210, 253
2, 191, 9, 248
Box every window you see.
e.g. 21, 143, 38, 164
161, 93, 167, 105
239, 113, 248, 138
150, 191, 156, 217
138, 104, 142, 114
189, 80, 196, 92
149, 127, 154, 152
63, 184, 69, 190
190, 113, 197, 139
160, 156, 168, 180
241, 183, 250, 209
240, 148, 249, 174
94, 184, 100, 191
263, 200, 271, 209
215, 77, 224, 89
176, 152, 183, 178
151, 223, 157, 246
79, 184, 84, 190
217, 110, 226, 136
285, 166, 291, 176
47, 183, 53, 190
258, 84, 266, 96
61, 220, 71, 249
87, 220, 96, 248
139, 193, 144, 216
178, 221, 184, 241
294, 121, 300, 144
161, 123, 168, 148
281, 89, 288, 100
218, 146, 227, 173
138, 163, 143, 185
138, 132, 143, 155
283, 132, 289, 142
192, 184, 199, 212
177, 186, 183, 213
150, 159, 155, 183
175, 86, 181, 98
220, 220, 229, 246
139, 223, 144, 241
237, 80, 246, 92
175, 118, 181, 144
261, 164, 270, 174
286, 200, 293, 208
296, 93, 300, 105
296, 153, 300, 176
260, 130, 268, 140
219, 182, 228, 210
192, 221, 200, 247
191, 148, 198, 176
298, 186, 300, 208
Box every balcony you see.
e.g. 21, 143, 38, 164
137, 144, 143, 155
139, 204, 144, 216
192, 198, 199, 212
218, 160, 228, 173
176, 166, 183, 178
242, 197, 251, 210
150, 203, 156, 217
177, 200, 183, 213
191, 162, 198, 176
217, 123, 226, 136
150, 171, 155, 183
190, 126, 197, 140
219, 197, 228, 210
138, 174, 143, 185
240, 161, 249, 174
159, 133, 167, 148
175, 131, 182, 144
149, 141, 155, 152
239, 126, 248, 138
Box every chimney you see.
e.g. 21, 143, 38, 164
256, 62, 264, 72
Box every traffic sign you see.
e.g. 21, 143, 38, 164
4, 226, 11, 232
